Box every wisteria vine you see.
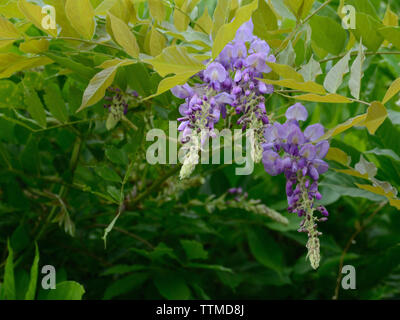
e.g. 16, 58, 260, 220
170, 20, 330, 269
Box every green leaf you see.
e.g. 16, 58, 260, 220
365, 148, 400, 162
323, 51, 351, 94
247, 227, 283, 272
349, 41, 365, 99
105, 145, 128, 166
43, 82, 68, 123
252, 0, 277, 38
43, 52, 96, 81
24, 86, 47, 128
101, 265, 146, 276
299, 55, 322, 82
154, 273, 191, 300
180, 240, 208, 260
352, 13, 383, 52
185, 263, 233, 273
1, 240, 16, 300
0, 80, 17, 108
103, 273, 148, 299
346, 0, 379, 21
379, 27, 400, 50
46, 281, 85, 300
283, 0, 315, 20
108, 12, 139, 58
24, 243, 39, 300
277, 40, 296, 67
309, 15, 346, 55
212, 0, 258, 59
65, 0, 95, 39
95, 165, 122, 183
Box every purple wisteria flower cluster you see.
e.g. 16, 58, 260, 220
262, 103, 330, 269
172, 20, 276, 178
170, 20, 331, 268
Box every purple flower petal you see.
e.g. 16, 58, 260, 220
312, 159, 329, 174
245, 53, 269, 73
285, 103, 308, 121
204, 62, 227, 83
304, 124, 325, 141
287, 126, 305, 145
232, 42, 248, 59
315, 140, 330, 159
250, 39, 270, 56
171, 83, 194, 99
300, 144, 317, 160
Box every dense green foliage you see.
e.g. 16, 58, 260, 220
1, 0, 400, 300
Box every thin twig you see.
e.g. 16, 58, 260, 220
333, 201, 387, 300
320, 51, 400, 64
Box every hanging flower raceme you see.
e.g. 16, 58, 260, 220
104, 87, 139, 130
171, 20, 276, 178
262, 103, 330, 269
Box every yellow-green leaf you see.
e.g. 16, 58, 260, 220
153, 71, 196, 98
284, 0, 315, 20
355, 184, 394, 198
65, 0, 95, 39
148, 0, 165, 22
0, 54, 52, 79
266, 62, 304, 82
260, 79, 325, 94
0, 16, 20, 48
383, 5, 398, 27
389, 198, 400, 210
145, 46, 205, 77
382, 77, 400, 104
108, 12, 139, 58
78, 60, 134, 112
94, 0, 118, 15
212, 0, 258, 59
18, 0, 57, 37
44, 0, 80, 38
319, 113, 367, 140
195, 8, 212, 34
335, 169, 368, 179
149, 27, 166, 57
19, 39, 49, 54
326, 147, 351, 166
292, 93, 353, 103
364, 101, 387, 134
212, 0, 231, 40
